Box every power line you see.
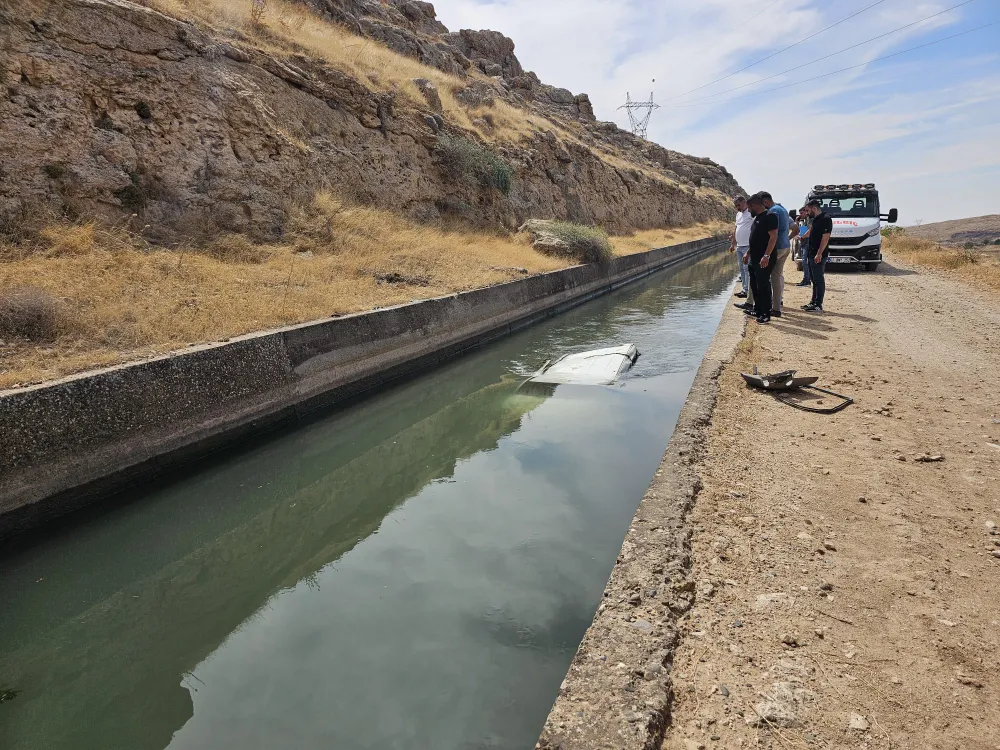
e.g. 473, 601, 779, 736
742, 0, 785, 25
666, 0, 889, 102
675, 0, 976, 104
670, 19, 1000, 108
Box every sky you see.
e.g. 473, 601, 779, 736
430, 0, 1000, 225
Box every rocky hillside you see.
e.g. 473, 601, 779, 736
1, 0, 741, 244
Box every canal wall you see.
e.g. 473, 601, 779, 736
0, 236, 726, 539
535, 301, 746, 750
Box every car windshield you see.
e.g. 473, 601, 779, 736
815, 194, 877, 217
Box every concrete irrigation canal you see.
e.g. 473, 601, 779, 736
0, 249, 735, 750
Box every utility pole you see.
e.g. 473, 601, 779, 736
618, 91, 660, 140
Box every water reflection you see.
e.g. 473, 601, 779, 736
0, 248, 735, 750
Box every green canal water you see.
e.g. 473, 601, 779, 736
0, 250, 735, 750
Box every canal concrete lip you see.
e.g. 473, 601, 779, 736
0, 237, 727, 540
535, 298, 747, 750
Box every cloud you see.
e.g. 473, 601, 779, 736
431, 0, 1000, 223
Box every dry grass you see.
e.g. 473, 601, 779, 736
883, 232, 1000, 291
0, 201, 718, 389
611, 223, 728, 256
0, 196, 567, 388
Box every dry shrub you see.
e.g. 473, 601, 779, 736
434, 135, 513, 195
0, 286, 67, 342
883, 233, 981, 269
205, 234, 272, 264
249, 0, 267, 25
37, 223, 101, 257
549, 222, 613, 263
34, 221, 138, 257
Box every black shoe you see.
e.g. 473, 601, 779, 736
770, 310, 782, 317
756, 314, 771, 324
796, 281, 810, 287
734, 302, 750, 309
803, 303, 822, 312
735, 291, 748, 298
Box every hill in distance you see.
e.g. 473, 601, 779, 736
906, 214, 1000, 246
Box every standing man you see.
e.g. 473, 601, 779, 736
760, 192, 790, 317
796, 207, 812, 287
730, 195, 753, 305
803, 198, 832, 312
744, 194, 778, 324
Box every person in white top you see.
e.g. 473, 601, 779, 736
730, 195, 753, 305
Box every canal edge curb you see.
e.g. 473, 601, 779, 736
536, 297, 748, 750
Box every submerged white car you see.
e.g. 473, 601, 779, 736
527, 344, 639, 386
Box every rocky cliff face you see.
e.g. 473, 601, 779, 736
0, 0, 741, 242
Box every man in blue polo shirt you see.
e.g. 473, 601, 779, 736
759, 192, 790, 317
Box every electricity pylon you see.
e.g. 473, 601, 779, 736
618, 92, 660, 140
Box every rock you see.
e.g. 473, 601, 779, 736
848, 712, 870, 731
546, 86, 576, 105
411, 78, 442, 113
574, 93, 595, 120
631, 619, 654, 634
781, 633, 799, 647
747, 699, 796, 727
455, 81, 495, 108
986, 521, 997, 535
445, 28, 524, 79
754, 592, 794, 612
628, 593, 642, 605
796, 532, 815, 541
823, 541, 837, 552
914, 453, 945, 462
423, 114, 440, 133
819, 582, 834, 591
643, 661, 662, 680
719, 684, 730, 697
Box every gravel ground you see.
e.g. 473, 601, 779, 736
663, 256, 1000, 749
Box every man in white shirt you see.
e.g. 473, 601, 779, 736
730, 195, 753, 306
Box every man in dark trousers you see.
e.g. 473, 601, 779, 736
803, 198, 833, 312
743, 193, 778, 324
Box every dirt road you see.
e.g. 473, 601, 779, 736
663, 256, 1000, 749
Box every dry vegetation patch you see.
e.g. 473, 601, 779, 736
883, 231, 1000, 290
611, 223, 729, 256
0, 196, 567, 388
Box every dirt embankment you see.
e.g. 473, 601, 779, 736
662, 257, 1000, 749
